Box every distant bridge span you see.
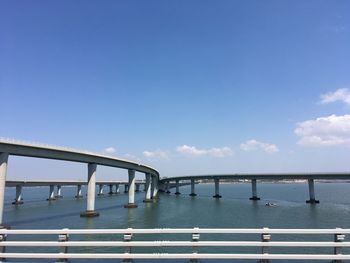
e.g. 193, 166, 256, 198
160, 172, 350, 201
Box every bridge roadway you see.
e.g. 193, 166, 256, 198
0, 139, 160, 227
160, 173, 350, 202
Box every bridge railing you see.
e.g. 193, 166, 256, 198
0, 228, 349, 261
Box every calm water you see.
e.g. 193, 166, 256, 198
3, 182, 350, 262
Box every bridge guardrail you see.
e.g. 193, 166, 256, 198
0, 228, 349, 261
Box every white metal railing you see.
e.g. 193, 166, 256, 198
0, 228, 349, 261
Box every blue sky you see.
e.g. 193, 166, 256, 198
1, 0, 350, 180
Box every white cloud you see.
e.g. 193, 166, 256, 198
104, 147, 116, 154
240, 139, 279, 153
320, 88, 350, 105
295, 114, 350, 146
176, 145, 233, 158
142, 149, 168, 159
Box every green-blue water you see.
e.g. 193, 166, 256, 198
3, 182, 350, 262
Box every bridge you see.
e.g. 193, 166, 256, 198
0, 139, 160, 226
160, 173, 350, 203
2, 139, 350, 217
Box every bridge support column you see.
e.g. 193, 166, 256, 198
143, 173, 152, 203
56, 185, 63, 198
115, 184, 120, 194
12, 185, 24, 205
80, 163, 99, 217
75, 185, 83, 198
189, 179, 197, 196
0, 153, 8, 227
249, 179, 260, 201
306, 179, 319, 204
108, 184, 114, 195
213, 179, 222, 198
125, 169, 137, 208
124, 184, 128, 193
47, 185, 56, 201
98, 184, 104, 196
175, 180, 181, 195
136, 183, 140, 192
166, 181, 171, 194
152, 176, 158, 199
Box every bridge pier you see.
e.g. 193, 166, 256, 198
98, 184, 104, 196
75, 185, 83, 198
166, 181, 171, 194
115, 183, 120, 194
189, 179, 197, 196
80, 163, 99, 217
175, 180, 181, 195
249, 179, 260, 201
136, 183, 140, 192
152, 176, 158, 199
56, 185, 63, 198
47, 185, 56, 201
124, 184, 129, 193
306, 179, 319, 204
108, 184, 114, 195
213, 178, 222, 198
143, 173, 152, 203
12, 185, 23, 205
0, 152, 8, 227
124, 169, 137, 208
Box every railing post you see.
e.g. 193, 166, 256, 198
190, 227, 200, 262
332, 228, 345, 263
0, 232, 7, 261
57, 228, 69, 262
0, 153, 8, 227
123, 228, 133, 262
259, 227, 271, 263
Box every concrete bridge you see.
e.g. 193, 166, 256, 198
0, 139, 160, 227
160, 173, 350, 203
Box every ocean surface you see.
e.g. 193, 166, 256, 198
3, 182, 350, 262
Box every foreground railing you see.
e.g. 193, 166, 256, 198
0, 228, 349, 261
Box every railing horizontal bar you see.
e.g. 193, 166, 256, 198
1, 253, 350, 260
2, 241, 350, 247
1, 228, 349, 235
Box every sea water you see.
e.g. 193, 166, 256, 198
3, 182, 350, 262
